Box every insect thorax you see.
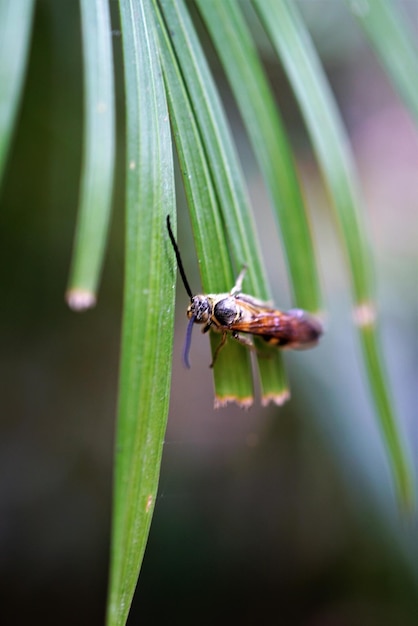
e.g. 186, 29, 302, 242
213, 296, 240, 326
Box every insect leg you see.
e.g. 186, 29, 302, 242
230, 265, 248, 296
231, 332, 274, 361
231, 331, 255, 351
209, 332, 228, 368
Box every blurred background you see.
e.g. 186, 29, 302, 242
0, 1, 417, 624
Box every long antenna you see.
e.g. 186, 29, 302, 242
166, 215, 193, 299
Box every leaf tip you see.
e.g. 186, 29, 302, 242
261, 390, 291, 407
214, 395, 254, 410
353, 302, 376, 327
66, 288, 97, 311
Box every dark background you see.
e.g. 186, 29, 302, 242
0, 1, 417, 624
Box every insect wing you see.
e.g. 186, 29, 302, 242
232, 297, 322, 348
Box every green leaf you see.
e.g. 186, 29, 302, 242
254, 0, 372, 307
254, 0, 414, 508
197, 0, 322, 314
156, 0, 289, 406
0, 0, 35, 188
360, 324, 413, 511
345, 0, 418, 123
66, 0, 116, 309
157, 25, 254, 405
154, 0, 253, 406
106, 1, 175, 624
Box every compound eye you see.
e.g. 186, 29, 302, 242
186, 297, 202, 322
190, 296, 212, 323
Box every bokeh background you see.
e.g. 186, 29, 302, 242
0, 1, 417, 624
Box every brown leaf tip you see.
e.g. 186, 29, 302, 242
214, 395, 254, 410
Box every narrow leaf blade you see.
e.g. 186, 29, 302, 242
0, 0, 35, 187
66, 0, 116, 309
254, 0, 414, 507
197, 0, 322, 314
155, 0, 257, 406
158, 0, 289, 405
106, 1, 175, 624
346, 0, 418, 123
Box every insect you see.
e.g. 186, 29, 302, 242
167, 215, 322, 368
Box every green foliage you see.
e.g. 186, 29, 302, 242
0, 0, 35, 185
106, 2, 175, 625
67, 0, 116, 307
0, 1, 416, 624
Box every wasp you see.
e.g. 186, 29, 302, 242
167, 216, 322, 368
